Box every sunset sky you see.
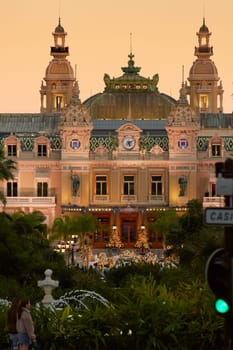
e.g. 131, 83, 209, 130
1, 0, 233, 113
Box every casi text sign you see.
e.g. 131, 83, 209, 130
205, 208, 233, 225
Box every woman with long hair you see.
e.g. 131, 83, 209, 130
16, 299, 37, 350
7, 297, 21, 350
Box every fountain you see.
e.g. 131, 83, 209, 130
37, 268, 110, 310
53, 289, 110, 310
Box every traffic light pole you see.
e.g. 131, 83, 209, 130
224, 227, 233, 350
223, 159, 233, 350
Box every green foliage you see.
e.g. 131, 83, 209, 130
0, 145, 16, 204
0, 204, 227, 349
165, 199, 224, 276
0, 211, 67, 302
107, 263, 161, 287
0, 275, 224, 350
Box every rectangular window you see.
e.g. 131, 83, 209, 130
7, 182, 18, 196
96, 175, 107, 195
7, 145, 17, 157
211, 144, 221, 157
200, 94, 208, 109
38, 145, 47, 157
151, 175, 162, 196
37, 182, 48, 197
123, 175, 134, 195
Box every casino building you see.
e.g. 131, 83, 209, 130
0, 18, 230, 249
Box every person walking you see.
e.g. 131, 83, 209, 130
16, 299, 37, 350
7, 297, 21, 350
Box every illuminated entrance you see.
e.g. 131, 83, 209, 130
120, 213, 138, 247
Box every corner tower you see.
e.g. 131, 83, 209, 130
186, 18, 223, 113
40, 18, 75, 112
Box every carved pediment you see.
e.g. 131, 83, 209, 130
5, 135, 17, 143
117, 122, 142, 134
95, 144, 109, 154
150, 144, 164, 155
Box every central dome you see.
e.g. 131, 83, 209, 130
84, 52, 175, 120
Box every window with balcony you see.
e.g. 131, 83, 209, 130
123, 175, 134, 195
151, 175, 162, 196
37, 182, 48, 197
96, 175, 107, 195
37, 144, 47, 157
7, 182, 18, 197
7, 145, 17, 157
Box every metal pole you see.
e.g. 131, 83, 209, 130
71, 245, 74, 265
224, 227, 233, 350
222, 159, 233, 349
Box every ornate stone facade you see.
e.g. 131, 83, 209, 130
0, 18, 230, 249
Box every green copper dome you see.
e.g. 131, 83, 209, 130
84, 52, 176, 120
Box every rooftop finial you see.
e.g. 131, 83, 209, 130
130, 32, 132, 54
75, 64, 77, 80
58, 0, 62, 18
178, 65, 188, 104
203, 0, 206, 20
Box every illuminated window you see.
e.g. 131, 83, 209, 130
93, 216, 110, 243
121, 215, 137, 243
201, 37, 207, 46
123, 175, 134, 195
96, 175, 107, 195
211, 144, 221, 157
200, 95, 208, 109
54, 95, 64, 111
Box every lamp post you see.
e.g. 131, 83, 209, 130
55, 240, 77, 266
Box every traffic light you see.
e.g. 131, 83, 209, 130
205, 248, 232, 315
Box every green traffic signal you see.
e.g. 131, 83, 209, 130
215, 298, 230, 314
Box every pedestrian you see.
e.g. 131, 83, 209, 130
16, 299, 37, 350
103, 264, 110, 280
7, 297, 21, 350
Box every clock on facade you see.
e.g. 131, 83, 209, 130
70, 139, 81, 150
123, 136, 135, 150
178, 138, 188, 150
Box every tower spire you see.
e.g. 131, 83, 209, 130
40, 19, 75, 113
182, 65, 184, 85
130, 32, 132, 54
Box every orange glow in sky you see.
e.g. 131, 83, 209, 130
1, 0, 233, 113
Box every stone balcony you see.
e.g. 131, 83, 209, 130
203, 196, 225, 208
4, 196, 56, 207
